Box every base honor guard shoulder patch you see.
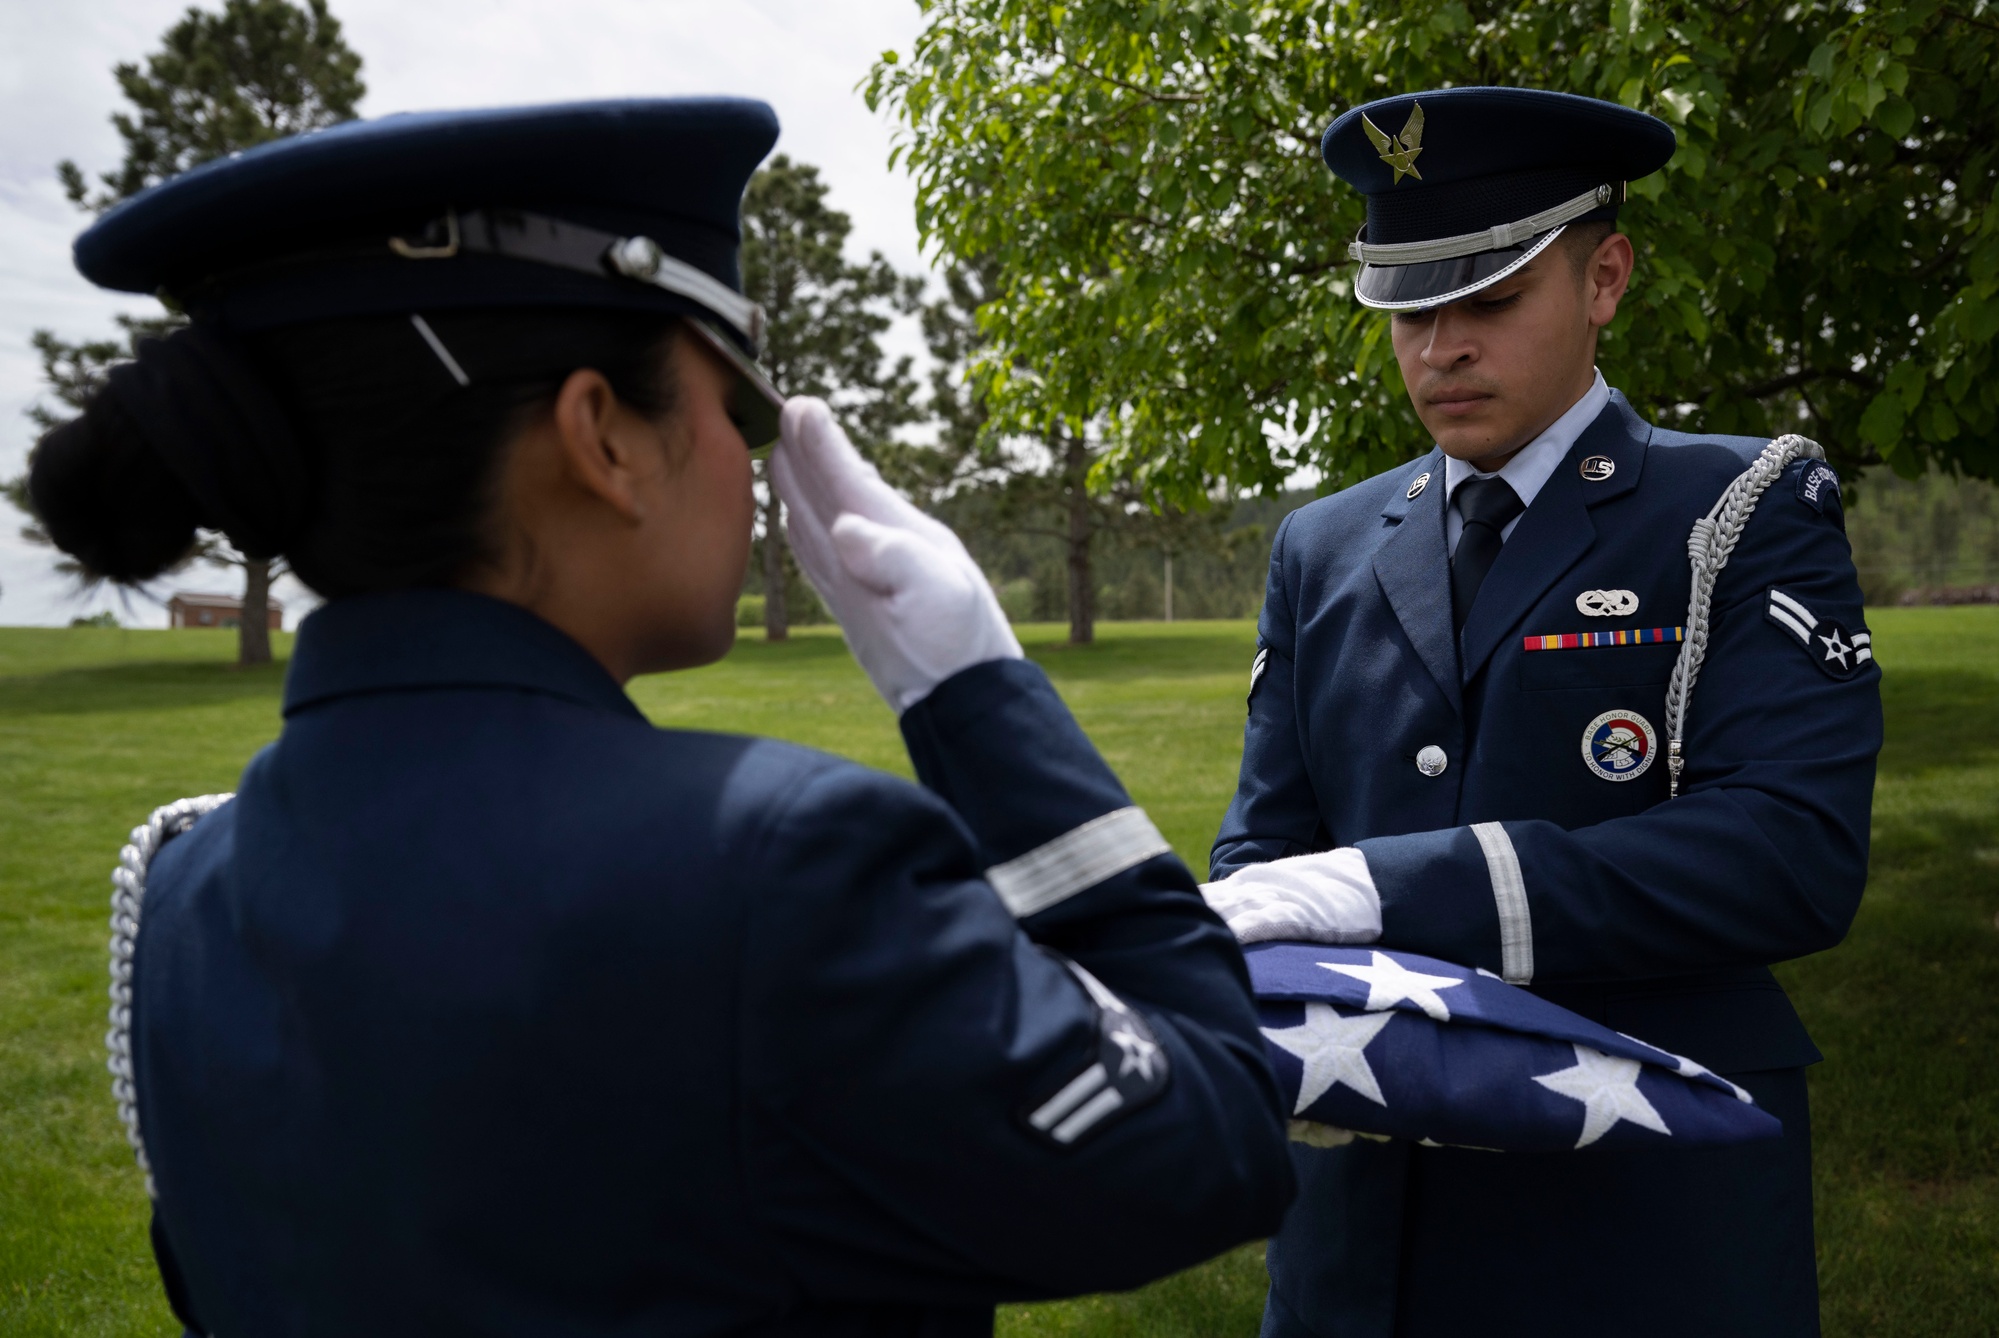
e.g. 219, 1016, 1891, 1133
1765, 587, 1872, 680
1796, 462, 1842, 516
1581, 709, 1657, 782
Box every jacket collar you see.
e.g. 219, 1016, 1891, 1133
1373, 447, 1460, 711
282, 587, 647, 722
1377, 448, 1446, 523
1442, 368, 1611, 513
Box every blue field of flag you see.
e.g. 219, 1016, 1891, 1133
1248, 944, 1783, 1152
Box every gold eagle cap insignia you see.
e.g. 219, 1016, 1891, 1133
1361, 101, 1425, 184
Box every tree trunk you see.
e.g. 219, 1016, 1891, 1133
762, 489, 789, 641
1063, 432, 1094, 645
238, 557, 273, 666
1163, 551, 1174, 623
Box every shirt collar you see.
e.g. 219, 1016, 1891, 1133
282, 587, 647, 722
1443, 368, 1611, 508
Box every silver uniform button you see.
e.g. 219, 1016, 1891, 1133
1415, 745, 1448, 777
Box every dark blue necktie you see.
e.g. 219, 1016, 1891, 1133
1451, 475, 1525, 634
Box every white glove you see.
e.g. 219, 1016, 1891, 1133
771, 397, 1022, 713
1200, 848, 1383, 946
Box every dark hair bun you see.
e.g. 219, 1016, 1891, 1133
28, 310, 682, 598
28, 394, 204, 583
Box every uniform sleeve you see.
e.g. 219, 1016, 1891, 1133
1210, 511, 1328, 879
1360, 461, 1882, 984
735, 659, 1294, 1305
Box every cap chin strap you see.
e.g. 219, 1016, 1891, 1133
389, 208, 765, 353
1348, 181, 1624, 267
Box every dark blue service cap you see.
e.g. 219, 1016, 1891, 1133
1321, 87, 1676, 310
72, 98, 780, 354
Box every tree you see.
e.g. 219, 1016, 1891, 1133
921, 256, 1244, 643
868, 0, 1999, 506
10, 0, 362, 663
903, 257, 1004, 505
739, 154, 923, 640
914, 255, 1110, 643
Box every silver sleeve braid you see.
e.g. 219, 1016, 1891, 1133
108, 794, 233, 1199
1664, 434, 1825, 799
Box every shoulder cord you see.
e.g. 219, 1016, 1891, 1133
1664, 434, 1825, 799
108, 794, 234, 1199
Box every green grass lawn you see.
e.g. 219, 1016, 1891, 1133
2, 613, 1993, 1334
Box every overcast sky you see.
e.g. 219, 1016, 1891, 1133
0, 0, 930, 627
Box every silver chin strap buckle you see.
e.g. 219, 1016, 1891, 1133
387, 207, 767, 355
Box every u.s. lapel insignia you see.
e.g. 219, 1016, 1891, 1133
1575, 589, 1639, 617
1579, 455, 1616, 482
1361, 102, 1425, 183
1581, 709, 1657, 782
1765, 587, 1871, 680
1407, 472, 1430, 500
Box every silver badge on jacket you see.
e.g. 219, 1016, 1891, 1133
1575, 589, 1639, 617
1581, 709, 1657, 782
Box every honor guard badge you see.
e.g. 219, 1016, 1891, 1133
1575, 589, 1639, 617
1579, 455, 1616, 482
1765, 587, 1871, 679
1581, 709, 1657, 782
1407, 472, 1430, 499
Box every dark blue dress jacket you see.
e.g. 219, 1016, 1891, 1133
134, 590, 1294, 1338
1215, 392, 1880, 1337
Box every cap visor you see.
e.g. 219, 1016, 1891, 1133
684, 317, 784, 449
1355, 226, 1565, 311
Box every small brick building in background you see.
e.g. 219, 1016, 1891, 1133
167, 592, 283, 631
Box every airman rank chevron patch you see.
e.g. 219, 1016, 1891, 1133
1024, 959, 1171, 1148
1248, 645, 1270, 707
1765, 587, 1871, 680
1522, 626, 1685, 652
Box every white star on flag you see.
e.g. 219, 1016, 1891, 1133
1670, 1052, 1754, 1104
1613, 1029, 1755, 1104
1319, 951, 1464, 1020
1262, 1004, 1396, 1112
1533, 1044, 1672, 1148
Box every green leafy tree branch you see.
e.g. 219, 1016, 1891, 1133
868, 0, 1999, 506
59, 0, 361, 211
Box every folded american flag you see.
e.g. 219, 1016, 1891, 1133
1249, 945, 1782, 1151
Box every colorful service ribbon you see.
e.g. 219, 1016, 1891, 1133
1523, 626, 1685, 652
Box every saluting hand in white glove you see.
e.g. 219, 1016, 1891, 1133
1200, 848, 1383, 946
771, 397, 1022, 713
